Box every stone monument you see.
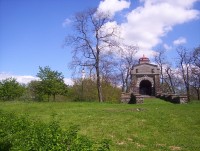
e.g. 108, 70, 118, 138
121, 55, 161, 103
130, 55, 161, 96
121, 55, 188, 104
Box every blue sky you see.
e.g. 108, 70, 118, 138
0, 0, 200, 84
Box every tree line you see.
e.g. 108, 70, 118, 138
0, 66, 120, 102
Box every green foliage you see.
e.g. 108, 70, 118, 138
67, 79, 120, 102
102, 82, 121, 103
27, 80, 46, 101
0, 110, 110, 151
36, 66, 68, 101
0, 78, 25, 101
68, 79, 98, 102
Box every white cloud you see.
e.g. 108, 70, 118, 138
97, 0, 200, 58
97, 0, 130, 18
0, 73, 74, 85
64, 78, 74, 85
163, 43, 172, 51
173, 37, 187, 45
62, 18, 72, 27
0, 73, 39, 84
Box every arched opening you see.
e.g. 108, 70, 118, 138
139, 80, 152, 95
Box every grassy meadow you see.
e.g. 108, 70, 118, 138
0, 98, 200, 151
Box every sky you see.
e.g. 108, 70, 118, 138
0, 0, 200, 85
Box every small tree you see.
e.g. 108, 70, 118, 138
0, 78, 25, 101
36, 66, 67, 101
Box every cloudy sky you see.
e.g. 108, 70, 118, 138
0, 0, 200, 84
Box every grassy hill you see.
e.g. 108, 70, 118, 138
0, 98, 200, 151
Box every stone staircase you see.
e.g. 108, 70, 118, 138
140, 95, 155, 98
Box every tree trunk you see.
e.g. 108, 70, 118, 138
166, 68, 175, 94
186, 67, 190, 102
96, 50, 103, 102
122, 83, 125, 92
96, 68, 103, 102
161, 66, 164, 85
125, 69, 130, 93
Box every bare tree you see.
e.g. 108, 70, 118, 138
100, 53, 119, 85
66, 8, 119, 102
190, 67, 200, 100
176, 46, 193, 101
193, 46, 200, 68
191, 46, 200, 100
154, 48, 167, 90
118, 45, 138, 92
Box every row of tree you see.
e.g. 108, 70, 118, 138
0, 66, 67, 101
0, 66, 121, 102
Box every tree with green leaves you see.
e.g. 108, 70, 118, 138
36, 66, 67, 101
27, 80, 44, 101
0, 78, 25, 101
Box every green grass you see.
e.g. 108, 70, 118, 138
0, 98, 200, 151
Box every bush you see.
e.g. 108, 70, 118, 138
67, 79, 120, 103
0, 110, 110, 151
0, 78, 25, 101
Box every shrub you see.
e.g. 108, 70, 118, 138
0, 110, 110, 151
0, 78, 25, 101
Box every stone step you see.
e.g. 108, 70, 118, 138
140, 95, 155, 98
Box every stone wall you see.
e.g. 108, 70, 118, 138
121, 93, 131, 103
121, 92, 188, 104
156, 93, 188, 104
121, 93, 144, 104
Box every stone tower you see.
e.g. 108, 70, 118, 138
130, 55, 161, 96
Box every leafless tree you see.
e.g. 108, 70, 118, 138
176, 46, 193, 101
118, 45, 138, 92
190, 67, 200, 100
100, 53, 119, 85
190, 46, 200, 100
193, 46, 200, 68
154, 48, 167, 89
66, 8, 119, 102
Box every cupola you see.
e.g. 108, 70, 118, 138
139, 55, 150, 64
